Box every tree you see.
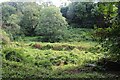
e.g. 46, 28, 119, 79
19, 3, 40, 36
95, 2, 118, 28
61, 2, 98, 28
5, 14, 21, 40
1, 3, 22, 40
2, 3, 17, 25
94, 2, 120, 61
36, 6, 68, 42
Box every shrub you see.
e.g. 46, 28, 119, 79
2, 59, 51, 78
2, 47, 24, 62
64, 45, 75, 51
0, 29, 10, 45
94, 21, 120, 61
41, 44, 53, 50
32, 43, 41, 49
34, 60, 52, 69
52, 45, 63, 51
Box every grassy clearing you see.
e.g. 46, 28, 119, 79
2, 41, 120, 78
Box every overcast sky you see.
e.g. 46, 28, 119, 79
0, 0, 70, 7
0, 0, 119, 6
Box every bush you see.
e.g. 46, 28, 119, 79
0, 29, 10, 45
94, 22, 120, 61
2, 59, 51, 78
32, 43, 41, 49
2, 47, 25, 62
62, 28, 94, 42
41, 44, 53, 50
34, 60, 52, 69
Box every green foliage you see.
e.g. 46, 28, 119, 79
61, 2, 118, 28
1, 2, 41, 39
0, 29, 10, 45
5, 14, 21, 40
2, 47, 25, 62
94, 2, 120, 61
34, 60, 52, 69
61, 2, 98, 28
2, 41, 118, 78
96, 2, 118, 28
36, 6, 68, 42
2, 3, 17, 24
100, 22, 120, 61
30, 41, 94, 51
92, 2, 120, 60
20, 28, 94, 42
19, 4, 40, 36
3, 59, 119, 78
1, 2, 120, 79
41, 44, 53, 50
63, 28, 94, 42
1, 3, 22, 40
2, 59, 51, 78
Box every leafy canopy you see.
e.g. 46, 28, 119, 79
36, 6, 68, 42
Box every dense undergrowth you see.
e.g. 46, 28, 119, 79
1, 41, 120, 79
1, 28, 120, 79
21, 28, 94, 42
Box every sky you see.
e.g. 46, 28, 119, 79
0, 0, 119, 6
36, 0, 70, 7
0, 0, 10, 3
0, 0, 70, 7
